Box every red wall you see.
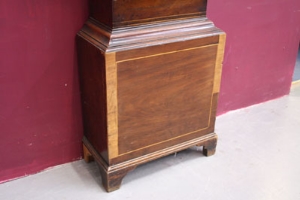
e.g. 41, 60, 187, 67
0, 0, 88, 182
208, 0, 300, 114
0, 0, 299, 183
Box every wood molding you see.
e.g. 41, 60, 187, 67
78, 17, 223, 52
83, 133, 217, 192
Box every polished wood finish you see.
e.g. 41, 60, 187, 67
77, 0, 225, 192
89, 0, 207, 28
117, 45, 217, 154
77, 37, 109, 162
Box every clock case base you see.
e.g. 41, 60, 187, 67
77, 16, 225, 192
83, 133, 217, 192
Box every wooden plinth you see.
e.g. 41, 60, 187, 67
83, 133, 217, 192
77, 0, 225, 192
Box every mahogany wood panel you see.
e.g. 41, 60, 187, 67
77, 36, 109, 162
113, 0, 207, 27
117, 45, 218, 154
89, 0, 207, 28
89, 0, 112, 27
116, 36, 219, 61
111, 93, 219, 164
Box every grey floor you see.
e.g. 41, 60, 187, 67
1, 84, 300, 200
293, 48, 300, 82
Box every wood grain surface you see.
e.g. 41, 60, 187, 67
89, 0, 207, 27
117, 45, 218, 154
105, 53, 119, 159
77, 36, 109, 162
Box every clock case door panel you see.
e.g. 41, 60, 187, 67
117, 45, 217, 155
